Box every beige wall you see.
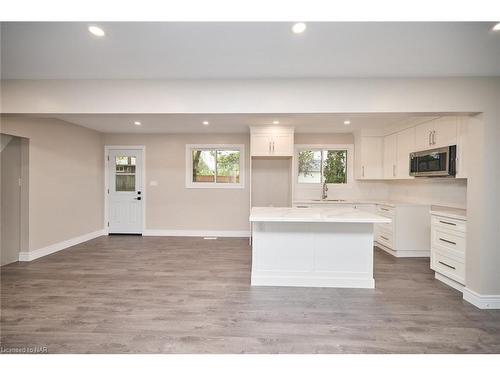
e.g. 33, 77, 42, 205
0, 117, 104, 251
103, 133, 251, 232
251, 158, 292, 207
1, 136, 21, 265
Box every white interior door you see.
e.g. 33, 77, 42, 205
108, 148, 143, 234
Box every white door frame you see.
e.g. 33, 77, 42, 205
104, 145, 146, 235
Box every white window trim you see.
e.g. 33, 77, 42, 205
185, 144, 245, 189
294, 144, 354, 190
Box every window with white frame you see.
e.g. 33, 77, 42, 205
186, 144, 245, 188
295, 145, 353, 186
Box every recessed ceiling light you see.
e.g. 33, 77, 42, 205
202, 121, 210, 126
344, 120, 351, 125
88, 25, 105, 37
292, 22, 307, 34
492, 22, 500, 31
134, 121, 142, 126
273, 120, 280, 124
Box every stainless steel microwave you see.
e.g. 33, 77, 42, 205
410, 145, 456, 177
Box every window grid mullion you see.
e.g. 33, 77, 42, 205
214, 149, 218, 184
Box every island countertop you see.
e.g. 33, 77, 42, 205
250, 206, 392, 224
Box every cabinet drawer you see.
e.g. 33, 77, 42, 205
377, 205, 395, 218
431, 215, 466, 233
376, 221, 394, 235
376, 229, 394, 249
432, 250, 465, 284
431, 227, 465, 260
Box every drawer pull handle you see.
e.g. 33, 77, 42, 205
438, 261, 456, 270
439, 220, 456, 226
381, 208, 390, 211
439, 238, 456, 245
380, 236, 389, 241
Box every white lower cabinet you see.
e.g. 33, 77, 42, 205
430, 213, 467, 291
374, 203, 431, 257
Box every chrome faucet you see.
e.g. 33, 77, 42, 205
321, 180, 328, 200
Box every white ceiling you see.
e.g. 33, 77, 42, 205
44, 113, 436, 134
1, 22, 500, 79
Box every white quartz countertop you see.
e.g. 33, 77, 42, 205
292, 199, 428, 207
430, 205, 467, 221
250, 206, 392, 223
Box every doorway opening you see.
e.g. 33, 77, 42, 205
1, 133, 29, 266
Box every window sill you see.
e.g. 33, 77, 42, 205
186, 183, 245, 189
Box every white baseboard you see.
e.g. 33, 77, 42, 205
463, 288, 500, 309
435, 272, 464, 292
251, 275, 375, 289
143, 229, 251, 238
375, 243, 430, 258
18, 229, 106, 262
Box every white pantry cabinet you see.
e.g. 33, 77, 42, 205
354, 136, 383, 179
415, 117, 458, 151
395, 127, 415, 179
250, 127, 294, 157
383, 133, 397, 179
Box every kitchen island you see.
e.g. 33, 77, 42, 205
249, 206, 391, 288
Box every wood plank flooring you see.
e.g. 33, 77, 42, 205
1, 235, 499, 353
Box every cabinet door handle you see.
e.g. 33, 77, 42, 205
438, 261, 456, 270
392, 165, 396, 177
439, 238, 456, 245
439, 220, 456, 226
272, 141, 275, 152
432, 130, 436, 145
268, 141, 271, 153
429, 131, 432, 146
362, 166, 365, 177
380, 235, 389, 241
380, 207, 389, 211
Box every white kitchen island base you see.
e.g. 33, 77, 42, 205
251, 221, 375, 289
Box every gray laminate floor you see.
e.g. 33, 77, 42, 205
1, 235, 499, 353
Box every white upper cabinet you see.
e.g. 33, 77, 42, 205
383, 133, 397, 179
415, 121, 434, 151
355, 136, 383, 179
270, 133, 294, 156
396, 127, 415, 179
382, 127, 415, 180
355, 116, 467, 181
250, 127, 294, 157
415, 117, 458, 151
